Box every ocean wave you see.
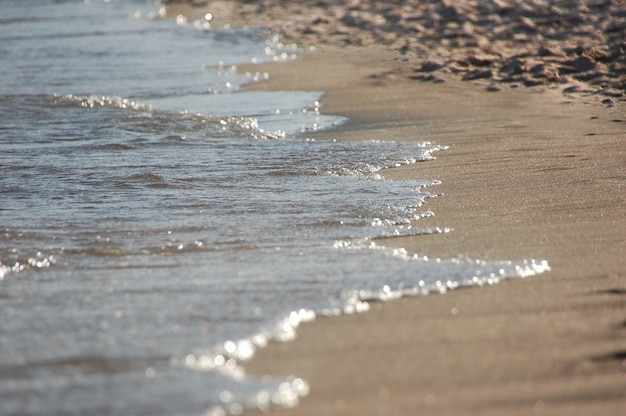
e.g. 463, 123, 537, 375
55, 93, 287, 140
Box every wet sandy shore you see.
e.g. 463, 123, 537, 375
239, 48, 625, 415
163, 1, 626, 414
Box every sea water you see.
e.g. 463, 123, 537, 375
0, 1, 549, 415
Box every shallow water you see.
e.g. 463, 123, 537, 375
0, 1, 549, 415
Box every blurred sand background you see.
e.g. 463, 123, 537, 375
164, 1, 626, 414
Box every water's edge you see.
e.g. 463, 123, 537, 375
0, 2, 552, 415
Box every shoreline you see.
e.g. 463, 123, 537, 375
163, 1, 625, 414
238, 47, 625, 414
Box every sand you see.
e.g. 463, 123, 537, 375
239, 49, 625, 415
161, 1, 626, 414
231, 0, 626, 105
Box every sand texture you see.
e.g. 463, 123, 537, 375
230, 0, 626, 105
161, 1, 626, 414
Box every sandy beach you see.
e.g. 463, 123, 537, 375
240, 49, 625, 416
164, 1, 626, 414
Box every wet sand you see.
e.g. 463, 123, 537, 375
164, 1, 626, 414
239, 48, 625, 415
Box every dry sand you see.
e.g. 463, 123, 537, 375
162, 1, 626, 414
200, 0, 626, 105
